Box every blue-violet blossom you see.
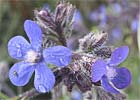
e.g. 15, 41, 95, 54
8, 20, 72, 93
92, 46, 131, 93
131, 19, 138, 32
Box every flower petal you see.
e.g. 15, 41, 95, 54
101, 76, 119, 93
111, 67, 131, 89
9, 62, 34, 86
24, 20, 42, 50
109, 46, 129, 66
8, 36, 31, 60
91, 59, 107, 82
34, 62, 55, 93
43, 46, 72, 67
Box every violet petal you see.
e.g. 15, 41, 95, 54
109, 46, 129, 66
8, 36, 31, 60
9, 62, 34, 86
101, 76, 119, 93
43, 46, 72, 67
111, 67, 131, 89
34, 62, 55, 93
24, 20, 42, 50
91, 59, 107, 82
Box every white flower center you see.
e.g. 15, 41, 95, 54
106, 66, 117, 80
25, 50, 41, 63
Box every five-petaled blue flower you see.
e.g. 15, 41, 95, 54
92, 46, 131, 93
8, 20, 72, 93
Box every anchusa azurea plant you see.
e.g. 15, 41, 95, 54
7, 1, 132, 99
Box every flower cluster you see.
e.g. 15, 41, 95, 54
8, 20, 72, 93
7, 4, 132, 95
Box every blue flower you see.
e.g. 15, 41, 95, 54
131, 19, 138, 32
72, 9, 83, 24
112, 3, 122, 14
111, 27, 122, 44
88, 4, 107, 26
89, 10, 99, 22
92, 46, 131, 93
99, 5, 107, 26
8, 20, 72, 93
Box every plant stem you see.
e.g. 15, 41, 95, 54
0, 92, 9, 100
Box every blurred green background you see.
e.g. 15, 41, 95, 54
0, 0, 139, 100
